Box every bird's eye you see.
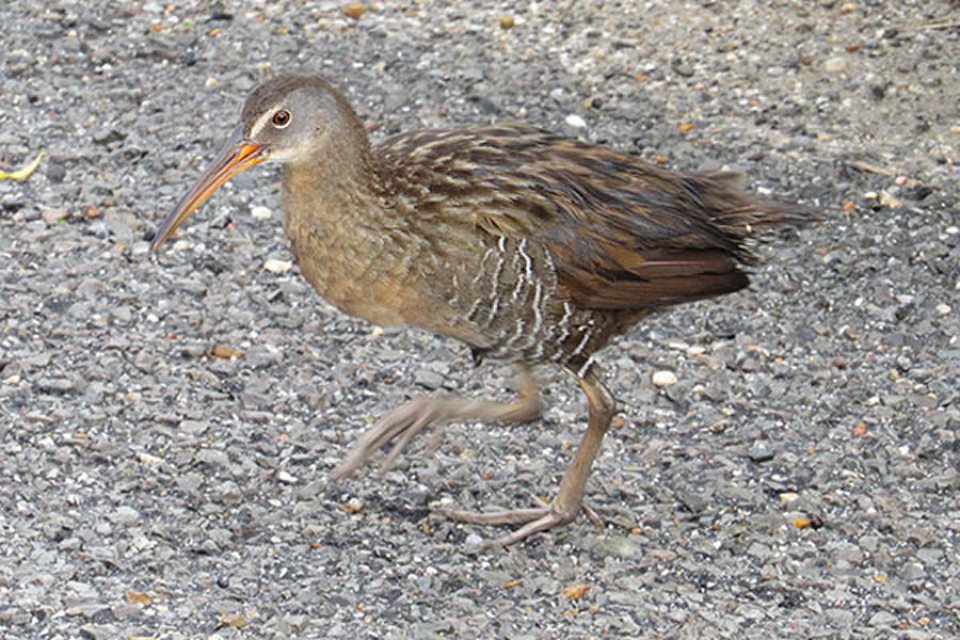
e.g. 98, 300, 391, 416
272, 109, 291, 128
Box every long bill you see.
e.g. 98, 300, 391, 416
150, 126, 267, 252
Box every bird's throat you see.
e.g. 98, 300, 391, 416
279, 152, 418, 327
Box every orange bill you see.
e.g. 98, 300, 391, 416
151, 127, 267, 251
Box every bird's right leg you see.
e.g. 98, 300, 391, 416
330, 364, 541, 481
436, 366, 616, 547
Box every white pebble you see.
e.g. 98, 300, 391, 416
251, 205, 273, 220
263, 258, 293, 273
565, 114, 587, 128
652, 370, 678, 387
137, 452, 165, 468
936, 303, 951, 316
824, 57, 848, 73
277, 470, 298, 484
464, 533, 485, 548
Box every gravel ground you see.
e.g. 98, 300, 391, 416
1, 1, 958, 638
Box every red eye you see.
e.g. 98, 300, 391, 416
272, 110, 291, 127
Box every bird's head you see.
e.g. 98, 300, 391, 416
151, 74, 353, 252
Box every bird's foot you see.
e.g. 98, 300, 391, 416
436, 495, 603, 548
330, 396, 442, 481
331, 373, 542, 482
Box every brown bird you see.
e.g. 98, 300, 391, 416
152, 73, 810, 547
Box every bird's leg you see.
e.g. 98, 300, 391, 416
330, 365, 542, 481
438, 367, 616, 547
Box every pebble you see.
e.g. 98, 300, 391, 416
464, 533, 485, 549
652, 370, 678, 386
263, 258, 293, 273
251, 206, 273, 220
414, 367, 444, 389
277, 470, 298, 484
832, 542, 864, 565
41, 209, 69, 225
564, 114, 587, 128
36, 378, 76, 394
826, 608, 855, 627
79, 625, 117, 640
108, 506, 141, 527
824, 57, 849, 73
195, 449, 230, 466
916, 547, 943, 565
747, 445, 775, 463
868, 611, 898, 627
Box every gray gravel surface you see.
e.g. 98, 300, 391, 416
2, 1, 958, 638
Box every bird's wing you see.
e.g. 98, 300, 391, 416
377, 125, 809, 310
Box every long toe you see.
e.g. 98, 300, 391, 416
436, 502, 582, 548
435, 506, 552, 527
484, 510, 578, 548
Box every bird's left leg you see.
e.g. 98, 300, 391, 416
437, 365, 616, 547
330, 364, 542, 481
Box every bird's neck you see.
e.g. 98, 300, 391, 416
280, 119, 385, 235
279, 124, 415, 326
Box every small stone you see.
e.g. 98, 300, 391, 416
263, 258, 293, 273
748, 445, 775, 463
824, 57, 848, 73
36, 378, 76, 394
464, 532, 485, 548
344, 497, 364, 513
880, 190, 902, 209
42, 208, 69, 224
414, 368, 444, 389
779, 492, 801, 504
916, 547, 943, 565
211, 344, 244, 359
500, 14, 515, 30
180, 420, 209, 436
868, 610, 898, 627
195, 449, 230, 466
79, 625, 117, 640
277, 470, 297, 484
47, 161, 66, 184
342, 3, 365, 19
676, 490, 709, 513
565, 114, 587, 128
137, 452, 164, 468
832, 542, 864, 565
652, 370, 678, 386
935, 303, 951, 316
826, 608, 854, 627
250, 206, 272, 220
109, 506, 141, 526
902, 562, 926, 580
